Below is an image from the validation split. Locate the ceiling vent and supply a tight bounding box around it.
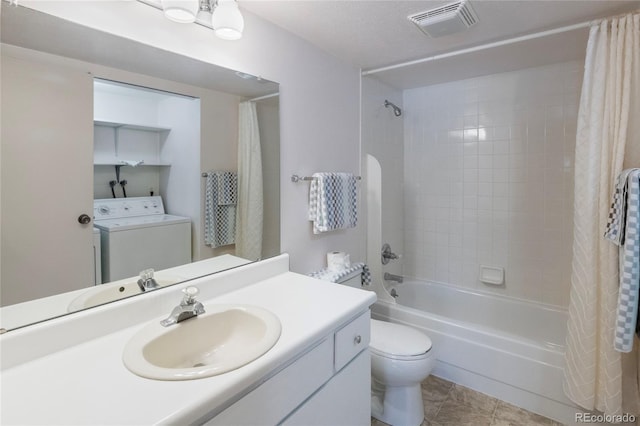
[408,0,478,38]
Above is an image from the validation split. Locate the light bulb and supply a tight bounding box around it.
[161,0,199,23]
[212,0,244,40]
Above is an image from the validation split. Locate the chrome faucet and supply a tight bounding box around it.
[137,268,160,292]
[384,272,404,283]
[160,286,205,327]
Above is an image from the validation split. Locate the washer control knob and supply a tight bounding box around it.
[98,205,110,215]
[78,214,92,225]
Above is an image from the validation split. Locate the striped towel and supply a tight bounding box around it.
[204,171,237,248]
[308,172,358,234]
[605,168,640,352]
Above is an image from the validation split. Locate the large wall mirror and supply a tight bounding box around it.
[0,4,281,331]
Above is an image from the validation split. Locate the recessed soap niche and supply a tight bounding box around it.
[93,79,200,200]
[479,265,505,286]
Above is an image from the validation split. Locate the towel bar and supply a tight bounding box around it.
[291,174,362,182]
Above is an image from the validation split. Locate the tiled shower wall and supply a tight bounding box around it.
[402,61,583,307]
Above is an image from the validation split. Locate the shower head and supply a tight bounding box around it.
[384,100,402,117]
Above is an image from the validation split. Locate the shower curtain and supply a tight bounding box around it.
[235,101,263,261]
[564,12,640,417]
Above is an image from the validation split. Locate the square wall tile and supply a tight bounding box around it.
[402,61,582,307]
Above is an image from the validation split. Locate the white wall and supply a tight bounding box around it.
[23,1,363,275]
[94,163,161,199]
[197,88,240,261]
[403,61,582,307]
[158,96,201,260]
[256,98,281,259]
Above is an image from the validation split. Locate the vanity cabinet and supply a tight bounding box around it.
[281,351,370,426]
[206,310,371,426]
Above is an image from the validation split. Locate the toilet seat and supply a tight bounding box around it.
[370,319,432,360]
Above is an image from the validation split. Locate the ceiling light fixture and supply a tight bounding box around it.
[158,0,244,40]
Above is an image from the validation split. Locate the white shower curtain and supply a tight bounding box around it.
[235,101,263,261]
[564,12,640,417]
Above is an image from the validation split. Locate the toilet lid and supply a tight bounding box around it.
[370,319,432,357]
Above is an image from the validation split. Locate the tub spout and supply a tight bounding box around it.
[384,272,403,283]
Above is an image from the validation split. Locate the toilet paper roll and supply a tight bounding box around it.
[327,251,351,272]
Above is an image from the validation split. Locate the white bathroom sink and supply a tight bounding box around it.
[122,305,282,380]
[67,277,181,311]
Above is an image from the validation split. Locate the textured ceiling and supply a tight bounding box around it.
[241,0,639,88]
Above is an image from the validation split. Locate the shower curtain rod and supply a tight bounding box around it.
[246,92,279,102]
[362,20,593,76]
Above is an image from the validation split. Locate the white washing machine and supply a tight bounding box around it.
[93,196,191,283]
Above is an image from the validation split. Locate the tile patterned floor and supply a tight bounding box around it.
[372,376,565,426]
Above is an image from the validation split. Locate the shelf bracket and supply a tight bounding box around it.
[114,126,120,159]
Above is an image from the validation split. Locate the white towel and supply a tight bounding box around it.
[204,171,237,248]
[606,169,640,352]
[308,172,358,234]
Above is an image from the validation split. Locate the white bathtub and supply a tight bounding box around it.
[372,279,578,424]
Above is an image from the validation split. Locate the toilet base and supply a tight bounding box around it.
[371,382,424,426]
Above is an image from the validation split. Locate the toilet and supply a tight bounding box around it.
[370,318,434,425]
[336,269,435,426]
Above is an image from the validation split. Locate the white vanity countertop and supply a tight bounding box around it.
[1,261,376,425]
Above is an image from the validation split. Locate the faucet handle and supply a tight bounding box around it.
[139,268,155,280]
[181,286,199,305]
[381,243,401,264]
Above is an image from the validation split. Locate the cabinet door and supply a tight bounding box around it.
[1,53,94,305]
[281,350,371,426]
[206,339,334,426]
